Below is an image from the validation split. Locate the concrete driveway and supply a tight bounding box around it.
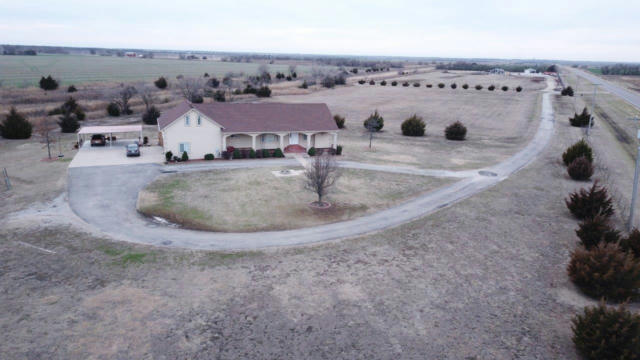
[69,140,164,168]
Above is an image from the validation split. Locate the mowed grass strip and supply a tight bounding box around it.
[137,167,453,232]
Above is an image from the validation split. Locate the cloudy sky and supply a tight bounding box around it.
[1,0,639,62]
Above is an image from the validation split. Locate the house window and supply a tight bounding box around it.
[179,142,190,154]
[197,116,201,126]
[262,134,276,142]
[302,134,308,140]
[185,115,190,126]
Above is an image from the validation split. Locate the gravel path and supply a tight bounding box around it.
[68,80,556,250]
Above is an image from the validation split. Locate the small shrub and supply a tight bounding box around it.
[262,149,271,158]
[565,181,615,220]
[445,121,467,141]
[299,80,308,89]
[515,86,523,92]
[363,110,384,131]
[142,106,161,125]
[334,114,345,129]
[391,81,398,86]
[57,113,79,133]
[233,148,241,159]
[107,102,120,117]
[181,151,189,161]
[401,114,425,137]
[562,139,593,166]
[0,107,32,139]
[358,80,366,85]
[154,76,168,89]
[561,86,575,96]
[213,90,225,102]
[501,86,509,91]
[308,147,316,156]
[173,156,181,162]
[67,85,77,93]
[369,80,375,85]
[576,215,621,250]
[165,151,173,162]
[143,136,149,145]
[450,83,457,89]
[190,94,204,103]
[380,80,387,86]
[437,83,445,88]
[233,89,242,95]
[462,84,469,89]
[475,84,483,90]
[336,145,343,155]
[256,86,271,97]
[413,82,420,87]
[621,229,640,258]
[572,302,640,360]
[568,156,594,181]
[204,153,214,160]
[402,82,409,87]
[249,149,256,158]
[570,107,593,127]
[426,84,433,88]
[568,243,640,302]
[488,85,496,91]
[273,148,284,158]
[39,75,58,90]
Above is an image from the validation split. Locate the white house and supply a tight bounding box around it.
[157,101,339,159]
[523,68,537,74]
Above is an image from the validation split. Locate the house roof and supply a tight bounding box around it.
[157,101,338,133]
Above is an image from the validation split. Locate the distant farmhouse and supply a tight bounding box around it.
[523,68,537,74]
[157,101,339,159]
[489,68,505,74]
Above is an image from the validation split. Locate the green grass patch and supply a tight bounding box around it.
[588,68,603,75]
[115,252,153,267]
[97,245,125,257]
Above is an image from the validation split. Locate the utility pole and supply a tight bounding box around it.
[628,115,640,231]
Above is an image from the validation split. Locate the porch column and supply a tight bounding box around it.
[306,133,312,149]
[332,132,338,149]
[251,134,257,150]
[279,133,285,150]
[222,134,228,150]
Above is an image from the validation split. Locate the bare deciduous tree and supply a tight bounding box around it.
[288,64,297,76]
[116,85,137,115]
[177,77,204,102]
[304,153,340,206]
[36,117,56,159]
[140,86,156,112]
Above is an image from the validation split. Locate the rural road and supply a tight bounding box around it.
[68,81,556,250]
[569,67,640,109]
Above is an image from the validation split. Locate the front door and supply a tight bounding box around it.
[289,132,299,145]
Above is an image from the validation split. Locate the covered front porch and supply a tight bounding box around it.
[222,131,338,153]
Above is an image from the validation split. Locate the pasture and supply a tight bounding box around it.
[0,54,334,87]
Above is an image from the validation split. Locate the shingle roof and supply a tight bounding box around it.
[157,101,338,133]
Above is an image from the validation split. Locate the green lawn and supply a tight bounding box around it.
[0,54,334,87]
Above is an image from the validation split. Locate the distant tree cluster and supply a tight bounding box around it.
[2,46,36,55]
[436,61,546,73]
[600,64,640,76]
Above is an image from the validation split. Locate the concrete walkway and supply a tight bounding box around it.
[68,81,556,250]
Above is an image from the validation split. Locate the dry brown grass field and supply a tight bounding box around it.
[271,71,546,170]
[138,167,453,232]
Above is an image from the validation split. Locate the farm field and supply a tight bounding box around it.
[0,54,335,87]
[138,167,452,232]
[271,71,547,170]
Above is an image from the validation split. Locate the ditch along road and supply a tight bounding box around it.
[67,80,556,251]
[569,67,640,109]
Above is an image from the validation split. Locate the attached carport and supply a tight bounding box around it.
[77,125,143,147]
[70,125,164,168]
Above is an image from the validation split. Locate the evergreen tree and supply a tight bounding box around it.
[39,75,59,90]
[0,107,32,139]
[58,110,79,133]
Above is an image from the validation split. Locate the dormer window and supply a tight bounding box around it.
[185,115,190,126]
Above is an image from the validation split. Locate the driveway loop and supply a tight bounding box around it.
[478,171,498,177]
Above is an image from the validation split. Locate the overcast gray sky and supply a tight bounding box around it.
[1,0,639,62]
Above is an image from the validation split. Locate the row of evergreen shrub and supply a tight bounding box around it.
[358,80,522,92]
